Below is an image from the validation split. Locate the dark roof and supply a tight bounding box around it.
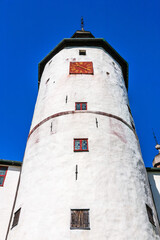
[38,35,128,90]
[0,159,22,167]
[146,167,160,172]
[71,30,95,38]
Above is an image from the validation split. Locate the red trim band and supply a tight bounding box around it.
[28,110,134,141]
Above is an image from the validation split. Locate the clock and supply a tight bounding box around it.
[70,62,93,74]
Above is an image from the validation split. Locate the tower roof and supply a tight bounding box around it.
[38,32,128,90]
[71,30,95,39]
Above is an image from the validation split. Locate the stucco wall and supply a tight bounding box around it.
[7,47,160,240]
[0,165,20,240]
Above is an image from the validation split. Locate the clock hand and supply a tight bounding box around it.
[76,65,90,71]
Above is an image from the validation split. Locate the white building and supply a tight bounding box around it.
[1,29,160,240]
[0,160,21,240]
[147,144,160,225]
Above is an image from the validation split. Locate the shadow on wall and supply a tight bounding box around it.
[8,166,21,172]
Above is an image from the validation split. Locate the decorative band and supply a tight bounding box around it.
[27,110,135,140]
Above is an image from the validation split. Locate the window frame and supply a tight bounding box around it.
[0,166,8,187]
[12,208,21,229]
[70,209,90,230]
[74,138,88,152]
[75,102,87,111]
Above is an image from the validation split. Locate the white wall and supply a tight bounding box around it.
[7,47,160,240]
[148,171,160,224]
[0,165,20,240]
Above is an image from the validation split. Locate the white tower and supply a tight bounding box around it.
[6,29,160,240]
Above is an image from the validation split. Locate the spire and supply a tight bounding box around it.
[152,131,160,168]
[152,129,158,145]
[81,17,84,31]
[71,17,95,38]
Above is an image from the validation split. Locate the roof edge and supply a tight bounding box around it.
[0,159,22,166]
[146,167,160,172]
[38,38,128,90]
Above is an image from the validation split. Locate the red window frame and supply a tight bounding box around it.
[0,166,8,187]
[75,102,87,111]
[74,139,88,152]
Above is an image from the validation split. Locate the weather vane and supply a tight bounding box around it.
[81,17,84,31]
[152,128,158,145]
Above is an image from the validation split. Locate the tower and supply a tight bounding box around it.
[6,29,160,240]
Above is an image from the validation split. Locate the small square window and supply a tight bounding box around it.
[74,139,88,152]
[79,50,86,55]
[146,204,155,226]
[12,208,21,228]
[70,209,90,229]
[75,102,87,110]
[0,166,8,187]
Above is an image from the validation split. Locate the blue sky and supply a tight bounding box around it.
[0,0,160,167]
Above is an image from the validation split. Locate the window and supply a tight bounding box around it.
[74,139,88,152]
[146,204,155,226]
[12,208,21,228]
[79,50,86,55]
[0,166,8,187]
[75,102,87,110]
[70,209,90,229]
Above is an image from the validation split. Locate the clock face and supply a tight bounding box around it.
[70,62,93,74]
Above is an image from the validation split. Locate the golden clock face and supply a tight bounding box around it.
[70,62,93,74]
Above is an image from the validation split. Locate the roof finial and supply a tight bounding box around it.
[81,17,84,31]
